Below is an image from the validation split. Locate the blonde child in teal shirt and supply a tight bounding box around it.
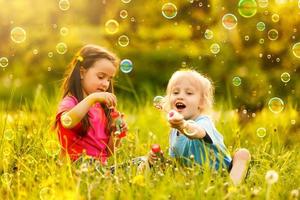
[149,69,251,185]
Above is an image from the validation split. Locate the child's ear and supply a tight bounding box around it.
[80,66,86,79]
[198,98,205,111]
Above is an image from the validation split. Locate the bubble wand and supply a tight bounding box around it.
[110,108,126,138]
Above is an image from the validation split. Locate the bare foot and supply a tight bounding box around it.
[229,148,251,185]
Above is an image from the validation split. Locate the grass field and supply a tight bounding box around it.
[0,88,299,200]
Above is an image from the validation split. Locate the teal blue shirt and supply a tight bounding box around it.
[169,115,232,170]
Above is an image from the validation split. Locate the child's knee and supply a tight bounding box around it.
[234,148,251,161]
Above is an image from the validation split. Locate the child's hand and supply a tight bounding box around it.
[120,113,128,133]
[168,110,185,130]
[93,92,117,108]
[147,149,164,165]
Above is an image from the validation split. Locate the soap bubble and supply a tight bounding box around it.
[238,0,257,18]
[11,27,26,43]
[222,13,238,30]
[48,52,53,58]
[204,29,213,39]
[292,42,300,58]
[280,72,290,83]
[120,59,133,73]
[4,129,14,140]
[256,22,266,31]
[56,42,68,54]
[121,0,131,3]
[0,57,9,68]
[268,29,278,41]
[59,0,70,11]
[44,140,61,156]
[271,14,280,22]
[1,173,12,185]
[258,0,268,7]
[210,43,220,54]
[120,10,128,19]
[118,35,130,47]
[105,19,119,34]
[183,120,197,136]
[162,3,177,19]
[61,114,72,127]
[268,97,284,114]
[153,96,165,110]
[232,76,242,86]
[256,127,267,138]
[40,187,55,200]
[60,27,69,36]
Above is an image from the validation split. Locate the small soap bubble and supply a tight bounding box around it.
[120,10,128,19]
[268,97,284,114]
[121,0,131,3]
[232,76,242,86]
[256,22,265,31]
[153,96,165,110]
[11,27,26,43]
[280,72,290,83]
[259,38,264,44]
[105,19,119,34]
[292,42,300,58]
[258,0,268,8]
[56,42,68,54]
[210,43,220,54]
[61,114,72,127]
[4,129,14,140]
[268,29,279,41]
[33,49,39,55]
[162,3,177,19]
[44,140,61,156]
[0,57,9,68]
[271,14,280,22]
[183,120,197,136]
[120,59,133,73]
[1,173,12,185]
[256,127,267,138]
[204,29,213,39]
[40,187,55,200]
[60,27,69,36]
[59,0,70,11]
[48,52,53,58]
[118,35,129,47]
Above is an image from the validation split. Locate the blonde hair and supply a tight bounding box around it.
[166,69,214,113]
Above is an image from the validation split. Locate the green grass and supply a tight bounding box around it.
[0,88,299,200]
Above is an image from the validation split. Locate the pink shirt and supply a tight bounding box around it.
[56,95,110,163]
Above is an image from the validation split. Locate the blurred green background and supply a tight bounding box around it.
[0,0,299,111]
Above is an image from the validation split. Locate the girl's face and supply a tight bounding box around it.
[80,59,116,97]
[169,77,202,120]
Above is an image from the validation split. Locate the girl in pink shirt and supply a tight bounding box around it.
[55,44,127,164]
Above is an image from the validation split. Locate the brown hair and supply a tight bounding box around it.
[60,44,119,136]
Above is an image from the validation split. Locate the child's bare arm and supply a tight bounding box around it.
[168,110,207,139]
[61,92,116,128]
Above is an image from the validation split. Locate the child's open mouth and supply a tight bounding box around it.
[175,102,186,112]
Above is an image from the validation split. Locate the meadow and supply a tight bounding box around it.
[0,87,299,200]
[1,0,300,199]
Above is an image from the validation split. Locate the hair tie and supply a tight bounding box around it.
[76,55,83,62]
